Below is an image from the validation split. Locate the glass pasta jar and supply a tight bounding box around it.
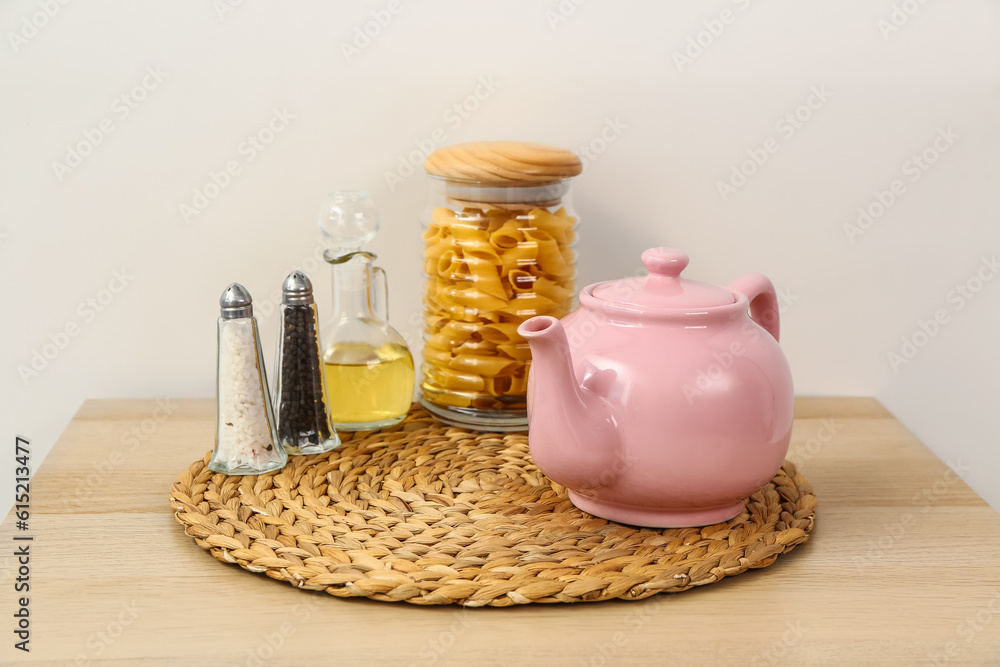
[420,141,582,431]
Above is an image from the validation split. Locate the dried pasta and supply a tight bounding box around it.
[421,205,576,411]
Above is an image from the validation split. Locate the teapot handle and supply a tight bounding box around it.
[728,273,780,342]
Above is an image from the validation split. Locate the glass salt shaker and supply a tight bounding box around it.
[273,271,340,455]
[209,283,287,475]
[319,191,415,430]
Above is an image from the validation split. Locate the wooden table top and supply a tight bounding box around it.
[3,397,999,666]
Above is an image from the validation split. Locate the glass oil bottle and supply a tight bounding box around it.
[319,191,415,430]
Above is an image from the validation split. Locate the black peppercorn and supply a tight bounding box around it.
[273,272,339,455]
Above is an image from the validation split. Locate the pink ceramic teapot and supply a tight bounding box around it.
[517,247,794,528]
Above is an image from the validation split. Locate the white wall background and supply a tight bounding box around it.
[2,1,998,513]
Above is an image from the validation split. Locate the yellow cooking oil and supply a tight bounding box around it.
[322,341,414,428]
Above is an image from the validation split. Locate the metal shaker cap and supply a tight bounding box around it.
[220,282,253,319]
[281,271,314,306]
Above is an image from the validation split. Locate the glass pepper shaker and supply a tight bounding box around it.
[210,283,287,475]
[273,271,340,455]
[318,191,415,430]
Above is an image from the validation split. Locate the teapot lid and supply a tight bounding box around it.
[591,248,735,309]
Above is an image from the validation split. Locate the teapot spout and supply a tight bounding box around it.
[519,316,622,490]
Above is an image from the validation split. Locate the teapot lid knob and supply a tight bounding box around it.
[591,247,735,309]
[642,248,689,278]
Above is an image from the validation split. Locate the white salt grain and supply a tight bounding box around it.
[215,319,281,471]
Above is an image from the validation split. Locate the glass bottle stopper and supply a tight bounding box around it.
[318,190,379,255]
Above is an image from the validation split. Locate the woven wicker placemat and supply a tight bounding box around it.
[169,406,816,606]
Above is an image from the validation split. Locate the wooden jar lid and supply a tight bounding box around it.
[425,141,582,186]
